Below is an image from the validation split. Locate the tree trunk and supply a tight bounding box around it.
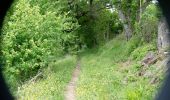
[139,0,142,22]
[89,0,94,19]
[157,17,170,53]
[138,0,152,22]
[117,9,132,40]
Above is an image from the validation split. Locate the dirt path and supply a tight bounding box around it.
[65,58,81,100]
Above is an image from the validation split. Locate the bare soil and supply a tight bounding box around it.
[65,58,81,100]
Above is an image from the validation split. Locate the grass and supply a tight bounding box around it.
[15,34,164,100]
[76,34,164,100]
[16,55,77,100]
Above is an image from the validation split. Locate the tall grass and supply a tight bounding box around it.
[76,34,164,100]
[16,55,76,100]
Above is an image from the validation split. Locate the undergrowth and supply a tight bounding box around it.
[76,34,164,100]
[16,55,76,100]
[15,34,164,100]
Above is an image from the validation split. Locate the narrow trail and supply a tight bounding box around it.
[65,57,81,100]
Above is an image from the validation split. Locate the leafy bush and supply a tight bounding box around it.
[93,10,122,44]
[140,4,159,42]
[131,44,156,61]
[2,0,63,89]
[126,35,142,55]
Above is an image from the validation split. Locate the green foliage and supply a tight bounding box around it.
[27,0,81,53]
[2,0,63,90]
[16,56,76,100]
[1,0,163,98]
[126,36,142,55]
[131,44,156,61]
[140,4,159,42]
[2,0,82,90]
[71,0,124,48]
[121,0,139,26]
[76,34,162,100]
[93,10,123,44]
[29,0,68,14]
[113,0,141,31]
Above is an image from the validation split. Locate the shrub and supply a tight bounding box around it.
[131,44,156,61]
[140,4,159,43]
[2,0,62,90]
[126,35,142,55]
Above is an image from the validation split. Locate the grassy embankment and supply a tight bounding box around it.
[76,34,164,100]
[16,55,77,100]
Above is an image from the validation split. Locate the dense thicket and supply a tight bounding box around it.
[3,0,62,89]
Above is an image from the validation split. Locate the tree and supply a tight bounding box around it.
[111,0,152,40]
[157,17,170,53]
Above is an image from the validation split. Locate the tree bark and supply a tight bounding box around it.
[117,9,132,40]
[89,0,93,18]
[138,0,152,22]
[157,17,170,53]
[139,0,142,20]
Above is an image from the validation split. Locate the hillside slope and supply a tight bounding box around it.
[76,34,165,100]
